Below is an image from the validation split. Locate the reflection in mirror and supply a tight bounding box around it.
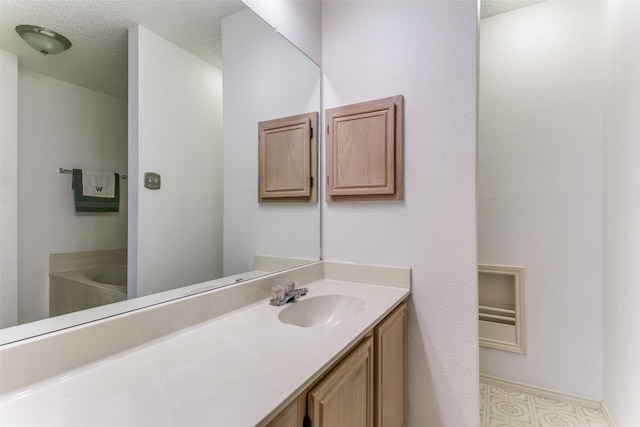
[0,1,321,345]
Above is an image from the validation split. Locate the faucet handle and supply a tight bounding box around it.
[287,281,298,292]
[271,285,285,300]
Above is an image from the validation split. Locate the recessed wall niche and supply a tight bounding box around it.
[478,264,526,354]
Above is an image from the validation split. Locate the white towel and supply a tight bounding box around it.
[82,169,116,198]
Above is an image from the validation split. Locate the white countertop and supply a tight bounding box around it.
[1,279,408,426]
[0,270,269,346]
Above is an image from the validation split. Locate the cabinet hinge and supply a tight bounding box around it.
[303,415,312,427]
[310,125,313,140]
[310,176,313,188]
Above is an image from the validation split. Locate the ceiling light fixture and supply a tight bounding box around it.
[15,25,72,56]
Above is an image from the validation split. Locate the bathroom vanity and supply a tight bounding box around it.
[267,301,407,427]
[0,261,409,426]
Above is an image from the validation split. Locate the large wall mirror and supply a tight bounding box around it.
[0,1,321,344]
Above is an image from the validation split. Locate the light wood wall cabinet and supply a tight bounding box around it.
[258,112,318,203]
[266,301,408,427]
[325,96,403,202]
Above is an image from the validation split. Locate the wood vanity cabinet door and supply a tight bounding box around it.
[265,399,297,427]
[307,335,374,427]
[374,302,407,427]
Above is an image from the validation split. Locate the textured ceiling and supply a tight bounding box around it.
[481,0,547,19]
[2,0,545,99]
[0,1,245,99]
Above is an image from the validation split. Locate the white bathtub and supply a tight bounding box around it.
[84,265,127,287]
[50,265,127,317]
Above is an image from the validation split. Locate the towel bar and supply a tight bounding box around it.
[58,168,127,180]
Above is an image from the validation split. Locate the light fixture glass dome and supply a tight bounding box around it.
[15,25,71,56]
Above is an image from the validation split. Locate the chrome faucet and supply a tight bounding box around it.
[270,281,308,306]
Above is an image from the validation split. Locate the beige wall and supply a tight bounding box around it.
[602,1,640,425]
[128,25,223,298]
[0,50,18,328]
[478,1,603,399]
[17,69,127,323]
[322,2,479,425]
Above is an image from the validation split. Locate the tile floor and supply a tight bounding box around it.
[480,380,610,427]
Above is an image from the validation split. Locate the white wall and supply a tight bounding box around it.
[0,50,18,328]
[242,0,322,66]
[222,9,321,276]
[322,2,478,425]
[128,26,224,298]
[601,1,640,425]
[478,1,603,399]
[17,69,127,323]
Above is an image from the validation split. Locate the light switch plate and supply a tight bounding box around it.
[144,172,161,190]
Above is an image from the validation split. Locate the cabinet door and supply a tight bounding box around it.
[325,95,403,202]
[258,112,318,203]
[374,302,407,427]
[265,399,297,427]
[308,335,374,427]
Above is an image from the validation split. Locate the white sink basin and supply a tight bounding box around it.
[278,294,365,327]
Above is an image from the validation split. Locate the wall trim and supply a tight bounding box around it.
[600,400,618,427]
